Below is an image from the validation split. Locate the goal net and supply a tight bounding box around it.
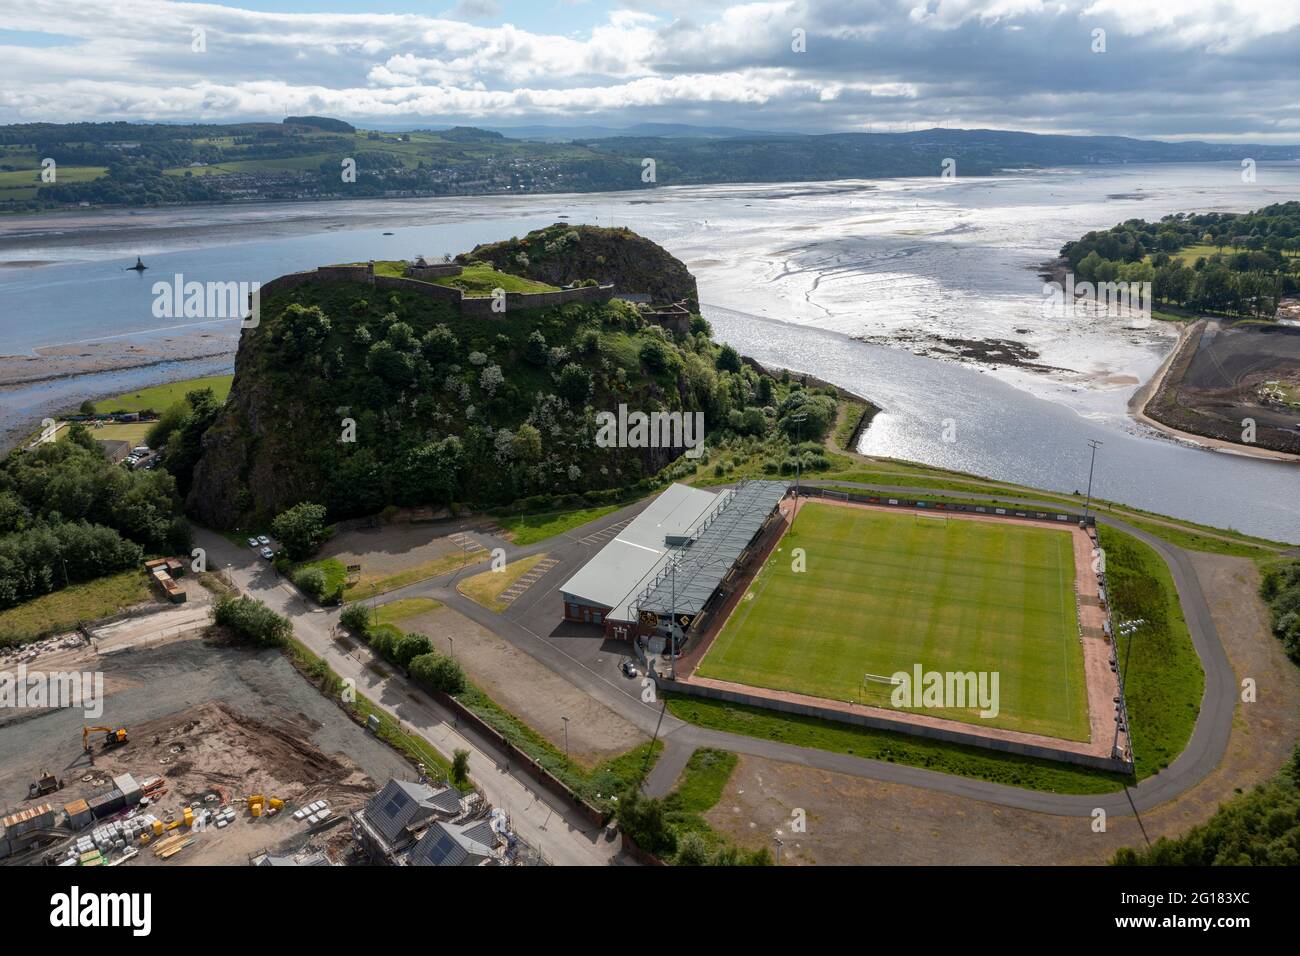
[914,512,948,527]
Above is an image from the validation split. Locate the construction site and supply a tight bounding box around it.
[0,586,533,867]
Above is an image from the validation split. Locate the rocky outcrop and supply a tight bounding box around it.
[185,229,719,529]
[461,224,699,308]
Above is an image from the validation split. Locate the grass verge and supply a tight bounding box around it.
[342,550,488,601]
[492,504,625,545]
[457,552,548,611]
[374,597,442,626]
[453,681,661,812]
[664,694,1132,794]
[662,748,739,848]
[1101,524,1204,777]
[0,571,152,647]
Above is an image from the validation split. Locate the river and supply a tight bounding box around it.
[0,163,1296,540]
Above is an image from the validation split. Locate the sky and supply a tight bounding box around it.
[1,0,1298,141]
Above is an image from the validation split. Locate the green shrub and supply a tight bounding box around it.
[392,631,432,668]
[410,651,467,694]
[340,602,372,636]
[293,565,327,601]
[212,594,291,647]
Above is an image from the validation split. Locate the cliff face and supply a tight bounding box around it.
[184,329,323,529]
[185,230,723,530]
[461,224,699,308]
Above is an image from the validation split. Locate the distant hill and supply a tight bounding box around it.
[283,116,355,133]
[487,122,785,142]
[5,121,1300,213]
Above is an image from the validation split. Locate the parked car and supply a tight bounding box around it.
[620,660,638,679]
[259,547,274,560]
[247,537,260,548]
[257,535,270,546]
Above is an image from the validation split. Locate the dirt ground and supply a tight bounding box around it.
[1143,320,1300,457]
[703,553,1300,864]
[320,517,503,579]
[402,604,646,767]
[0,628,414,866]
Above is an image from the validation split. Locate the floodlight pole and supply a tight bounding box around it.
[669,559,677,680]
[791,412,807,527]
[1083,439,1103,521]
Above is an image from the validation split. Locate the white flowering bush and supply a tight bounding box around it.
[480,364,504,396]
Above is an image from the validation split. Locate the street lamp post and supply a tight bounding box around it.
[791,412,807,527]
[1083,439,1103,521]
[561,716,570,759]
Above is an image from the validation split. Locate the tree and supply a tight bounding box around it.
[78,400,96,416]
[451,748,471,788]
[340,602,371,636]
[270,502,329,560]
[525,329,548,366]
[556,363,592,403]
[392,631,432,668]
[292,565,328,602]
[613,788,675,856]
[716,343,742,373]
[639,338,669,372]
[159,387,221,495]
[399,436,462,505]
[211,594,291,647]
[409,651,466,694]
[740,407,767,437]
[511,423,543,463]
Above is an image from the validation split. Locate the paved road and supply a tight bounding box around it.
[195,529,629,866]
[362,482,1239,821]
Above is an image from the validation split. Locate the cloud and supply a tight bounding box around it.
[446,0,500,21]
[0,0,1295,140]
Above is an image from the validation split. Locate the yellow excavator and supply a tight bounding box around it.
[83,725,128,754]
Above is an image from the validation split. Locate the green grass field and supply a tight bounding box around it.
[92,375,234,414]
[698,502,1089,740]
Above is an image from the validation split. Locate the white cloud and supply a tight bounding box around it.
[0,0,1294,138]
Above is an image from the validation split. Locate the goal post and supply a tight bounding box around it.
[914,512,948,527]
[858,671,903,705]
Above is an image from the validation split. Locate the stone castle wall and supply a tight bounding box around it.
[257,262,614,317]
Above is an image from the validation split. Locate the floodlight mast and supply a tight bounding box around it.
[1083,439,1103,521]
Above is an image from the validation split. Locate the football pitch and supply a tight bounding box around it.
[696,502,1090,741]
